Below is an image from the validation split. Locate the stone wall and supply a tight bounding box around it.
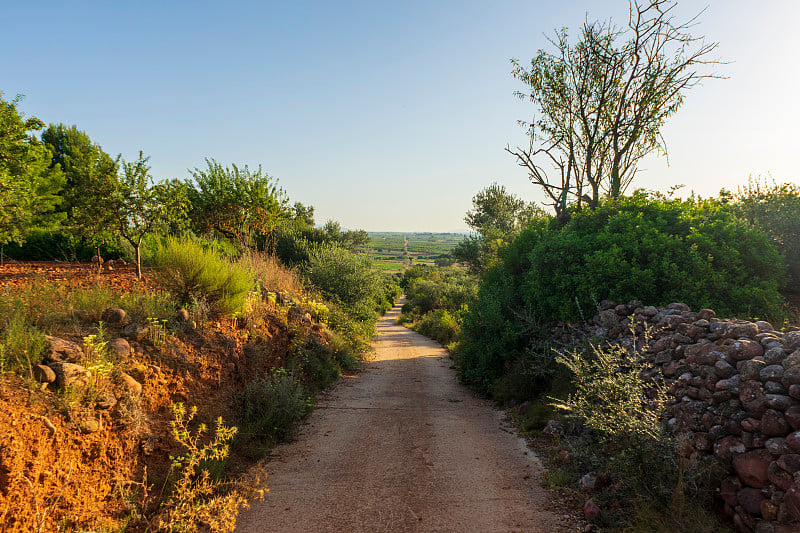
[588,300,800,533]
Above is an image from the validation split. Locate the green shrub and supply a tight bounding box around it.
[731,178,800,293]
[240,369,309,446]
[457,192,786,399]
[305,243,381,307]
[413,309,461,346]
[551,338,725,531]
[521,193,785,321]
[151,236,254,316]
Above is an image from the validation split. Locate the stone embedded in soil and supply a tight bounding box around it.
[33,364,56,383]
[48,361,91,388]
[80,418,101,434]
[44,335,84,363]
[122,323,149,342]
[101,307,126,325]
[108,338,132,359]
[96,390,118,410]
[118,372,142,395]
[583,499,601,520]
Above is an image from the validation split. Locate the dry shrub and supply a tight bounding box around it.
[239,251,305,296]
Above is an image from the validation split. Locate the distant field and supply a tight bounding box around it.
[365,232,464,272]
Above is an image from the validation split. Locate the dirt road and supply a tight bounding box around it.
[236,300,564,532]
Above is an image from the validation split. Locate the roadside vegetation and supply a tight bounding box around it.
[0,91,401,531]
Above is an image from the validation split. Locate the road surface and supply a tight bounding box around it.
[236,299,564,532]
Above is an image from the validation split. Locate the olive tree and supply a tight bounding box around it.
[507,0,721,222]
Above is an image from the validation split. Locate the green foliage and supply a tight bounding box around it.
[0,309,47,374]
[188,158,288,247]
[305,243,381,308]
[508,1,718,220]
[731,178,800,292]
[0,93,64,259]
[520,193,785,321]
[413,309,462,347]
[41,123,118,253]
[240,369,309,447]
[550,337,726,531]
[457,192,786,398]
[2,226,127,261]
[151,236,255,316]
[454,183,546,273]
[112,151,189,278]
[160,403,247,533]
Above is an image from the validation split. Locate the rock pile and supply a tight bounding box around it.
[591,300,800,532]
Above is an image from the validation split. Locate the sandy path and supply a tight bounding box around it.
[236,299,563,532]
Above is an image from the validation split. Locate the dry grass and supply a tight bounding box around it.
[239,251,305,297]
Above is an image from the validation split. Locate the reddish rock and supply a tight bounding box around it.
[769,461,794,490]
[737,487,765,515]
[742,417,761,433]
[44,335,84,363]
[584,499,601,520]
[741,380,766,412]
[762,409,790,437]
[32,364,56,383]
[786,406,800,430]
[733,449,772,488]
[721,476,742,506]
[728,339,765,361]
[101,307,126,325]
[785,482,800,521]
[777,454,800,474]
[790,384,800,400]
[761,499,779,521]
[697,308,716,320]
[716,436,747,463]
[47,361,91,389]
[108,338,132,359]
[787,431,800,452]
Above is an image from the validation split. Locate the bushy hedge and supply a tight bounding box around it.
[457,192,787,395]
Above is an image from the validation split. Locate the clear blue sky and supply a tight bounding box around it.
[3,1,798,232]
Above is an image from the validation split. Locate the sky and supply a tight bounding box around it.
[3,0,798,232]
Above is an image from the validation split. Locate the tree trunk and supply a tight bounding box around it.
[135,244,142,279]
[0,244,4,267]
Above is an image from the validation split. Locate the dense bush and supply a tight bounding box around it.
[305,243,381,308]
[240,369,309,447]
[731,179,800,293]
[3,227,127,262]
[457,192,787,396]
[151,236,255,316]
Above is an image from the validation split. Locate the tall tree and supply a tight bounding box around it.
[187,158,288,247]
[0,93,63,264]
[507,0,721,222]
[41,124,118,256]
[111,151,187,278]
